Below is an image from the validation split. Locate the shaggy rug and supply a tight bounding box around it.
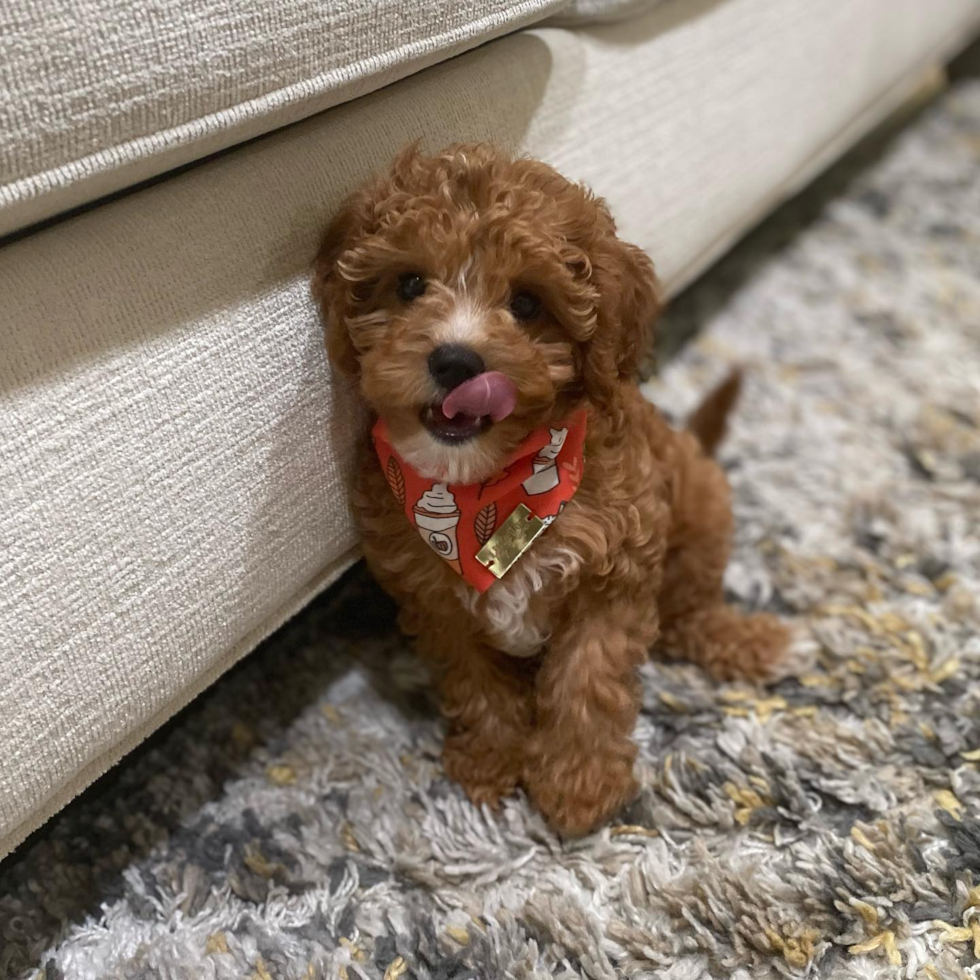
[3,79,980,980]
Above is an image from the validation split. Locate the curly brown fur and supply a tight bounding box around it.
[313,143,791,836]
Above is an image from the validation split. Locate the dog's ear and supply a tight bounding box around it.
[583,233,661,409]
[311,189,374,377]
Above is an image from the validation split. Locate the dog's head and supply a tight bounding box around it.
[313,143,659,483]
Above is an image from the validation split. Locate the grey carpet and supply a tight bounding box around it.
[3,78,980,980]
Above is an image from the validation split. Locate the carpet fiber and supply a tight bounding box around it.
[3,79,980,980]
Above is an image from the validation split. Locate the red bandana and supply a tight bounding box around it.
[373,410,587,592]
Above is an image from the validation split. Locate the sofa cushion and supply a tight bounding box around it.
[0,0,565,238]
[2,0,978,859]
[548,0,662,25]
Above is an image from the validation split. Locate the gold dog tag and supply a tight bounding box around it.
[475,503,546,580]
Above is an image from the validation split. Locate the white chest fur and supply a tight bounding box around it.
[456,540,582,657]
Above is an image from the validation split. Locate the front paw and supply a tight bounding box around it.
[443,732,523,809]
[525,746,638,837]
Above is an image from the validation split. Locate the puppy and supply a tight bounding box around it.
[313,143,791,836]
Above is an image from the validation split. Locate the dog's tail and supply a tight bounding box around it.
[686,368,743,457]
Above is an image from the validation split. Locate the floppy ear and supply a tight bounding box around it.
[311,189,374,377]
[583,235,661,409]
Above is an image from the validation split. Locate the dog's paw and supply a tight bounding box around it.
[525,750,638,837]
[689,610,798,685]
[726,612,795,683]
[725,613,820,684]
[443,733,522,809]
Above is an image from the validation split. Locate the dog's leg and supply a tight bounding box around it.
[417,624,534,808]
[658,442,791,681]
[524,607,651,836]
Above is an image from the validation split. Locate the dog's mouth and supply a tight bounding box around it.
[421,403,492,443]
[422,371,518,446]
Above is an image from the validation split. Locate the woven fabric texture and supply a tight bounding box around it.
[0,0,564,236]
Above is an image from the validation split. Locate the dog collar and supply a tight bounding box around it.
[373,410,587,592]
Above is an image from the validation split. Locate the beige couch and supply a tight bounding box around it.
[2,0,978,859]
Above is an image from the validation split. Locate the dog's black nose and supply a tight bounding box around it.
[427,344,485,391]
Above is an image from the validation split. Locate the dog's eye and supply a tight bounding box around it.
[510,291,541,322]
[397,272,427,302]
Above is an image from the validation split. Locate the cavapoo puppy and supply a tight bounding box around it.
[313,143,791,835]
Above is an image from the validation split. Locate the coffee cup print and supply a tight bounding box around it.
[413,483,462,574]
[541,500,568,527]
[522,426,568,496]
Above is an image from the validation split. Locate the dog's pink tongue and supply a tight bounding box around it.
[442,371,517,422]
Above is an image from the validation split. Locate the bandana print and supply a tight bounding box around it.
[373,410,587,592]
